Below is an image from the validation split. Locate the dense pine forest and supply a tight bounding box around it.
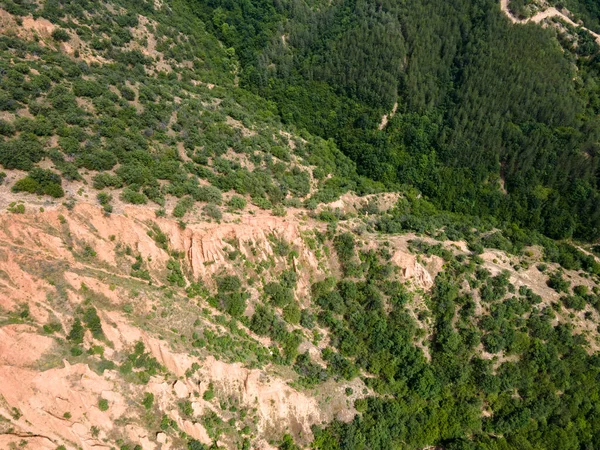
[190,0,600,241]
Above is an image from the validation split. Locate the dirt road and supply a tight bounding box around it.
[500,0,600,44]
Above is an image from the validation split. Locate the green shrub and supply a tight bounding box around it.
[0,120,15,136]
[29,168,61,186]
[562,295,586,311]
[193,185,223,204]
[264,282,293,307]
[186,281,208,298]
[73,80,104,98]
[51,28,70,42]
[217,290,248,316]
[93,173,123,189]
[98,398,109,412]
[12,168,64,198]
[253,197,272,210]
[216,275,241,292]
[202,203,222,220]
[0,91,18,112]
[44,183,65,198]
[268,234,291,257]
[179,400,194,417]
[272,205,286,217]
[547,272,571,293]
[574,285,588,296]
[0,134,44,170]
[283,302,301,324]
[77,150,117,171]
[121,188,148,205]
[116,163,154,186]
[67,318,85,344]
[12,176,39,194]
[203,383,215,401]
[166,259,185,287]
[300,309,315,329]
[142,392,154,409]
[97,192,113,213]
[188,439,206,450]
[83,307,103,338]
[173,196,194,218]
[43,321,62,334]
[228,195,247,210]
[120,86,136,101]
[8,203,25,214]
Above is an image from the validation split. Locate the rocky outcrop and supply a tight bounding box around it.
[0,201,445,449]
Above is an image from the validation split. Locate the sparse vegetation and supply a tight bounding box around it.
[142,392,154,409]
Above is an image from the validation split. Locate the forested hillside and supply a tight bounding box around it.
[0,0,383,223]
[191,0,600,241]
[3,1,600,450]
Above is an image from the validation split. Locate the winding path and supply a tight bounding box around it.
[500,0,600,44]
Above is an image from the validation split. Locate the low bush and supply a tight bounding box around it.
[51,28,70,42]
[228,195,247,210]
[12,168,64,198]
[202,203,222,220]
[121,188,148,204]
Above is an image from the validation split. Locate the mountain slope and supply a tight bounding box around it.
[1,189,600,449]
[0,0,378,225]
[192,0,600,240]
[0,201,371,449]
[2,1,600,450]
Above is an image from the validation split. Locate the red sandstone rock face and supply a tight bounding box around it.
[1,201,597,448]
[0,201,448,449]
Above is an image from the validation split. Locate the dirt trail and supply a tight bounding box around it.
[500,0,600,44]
[378,102,398,130]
